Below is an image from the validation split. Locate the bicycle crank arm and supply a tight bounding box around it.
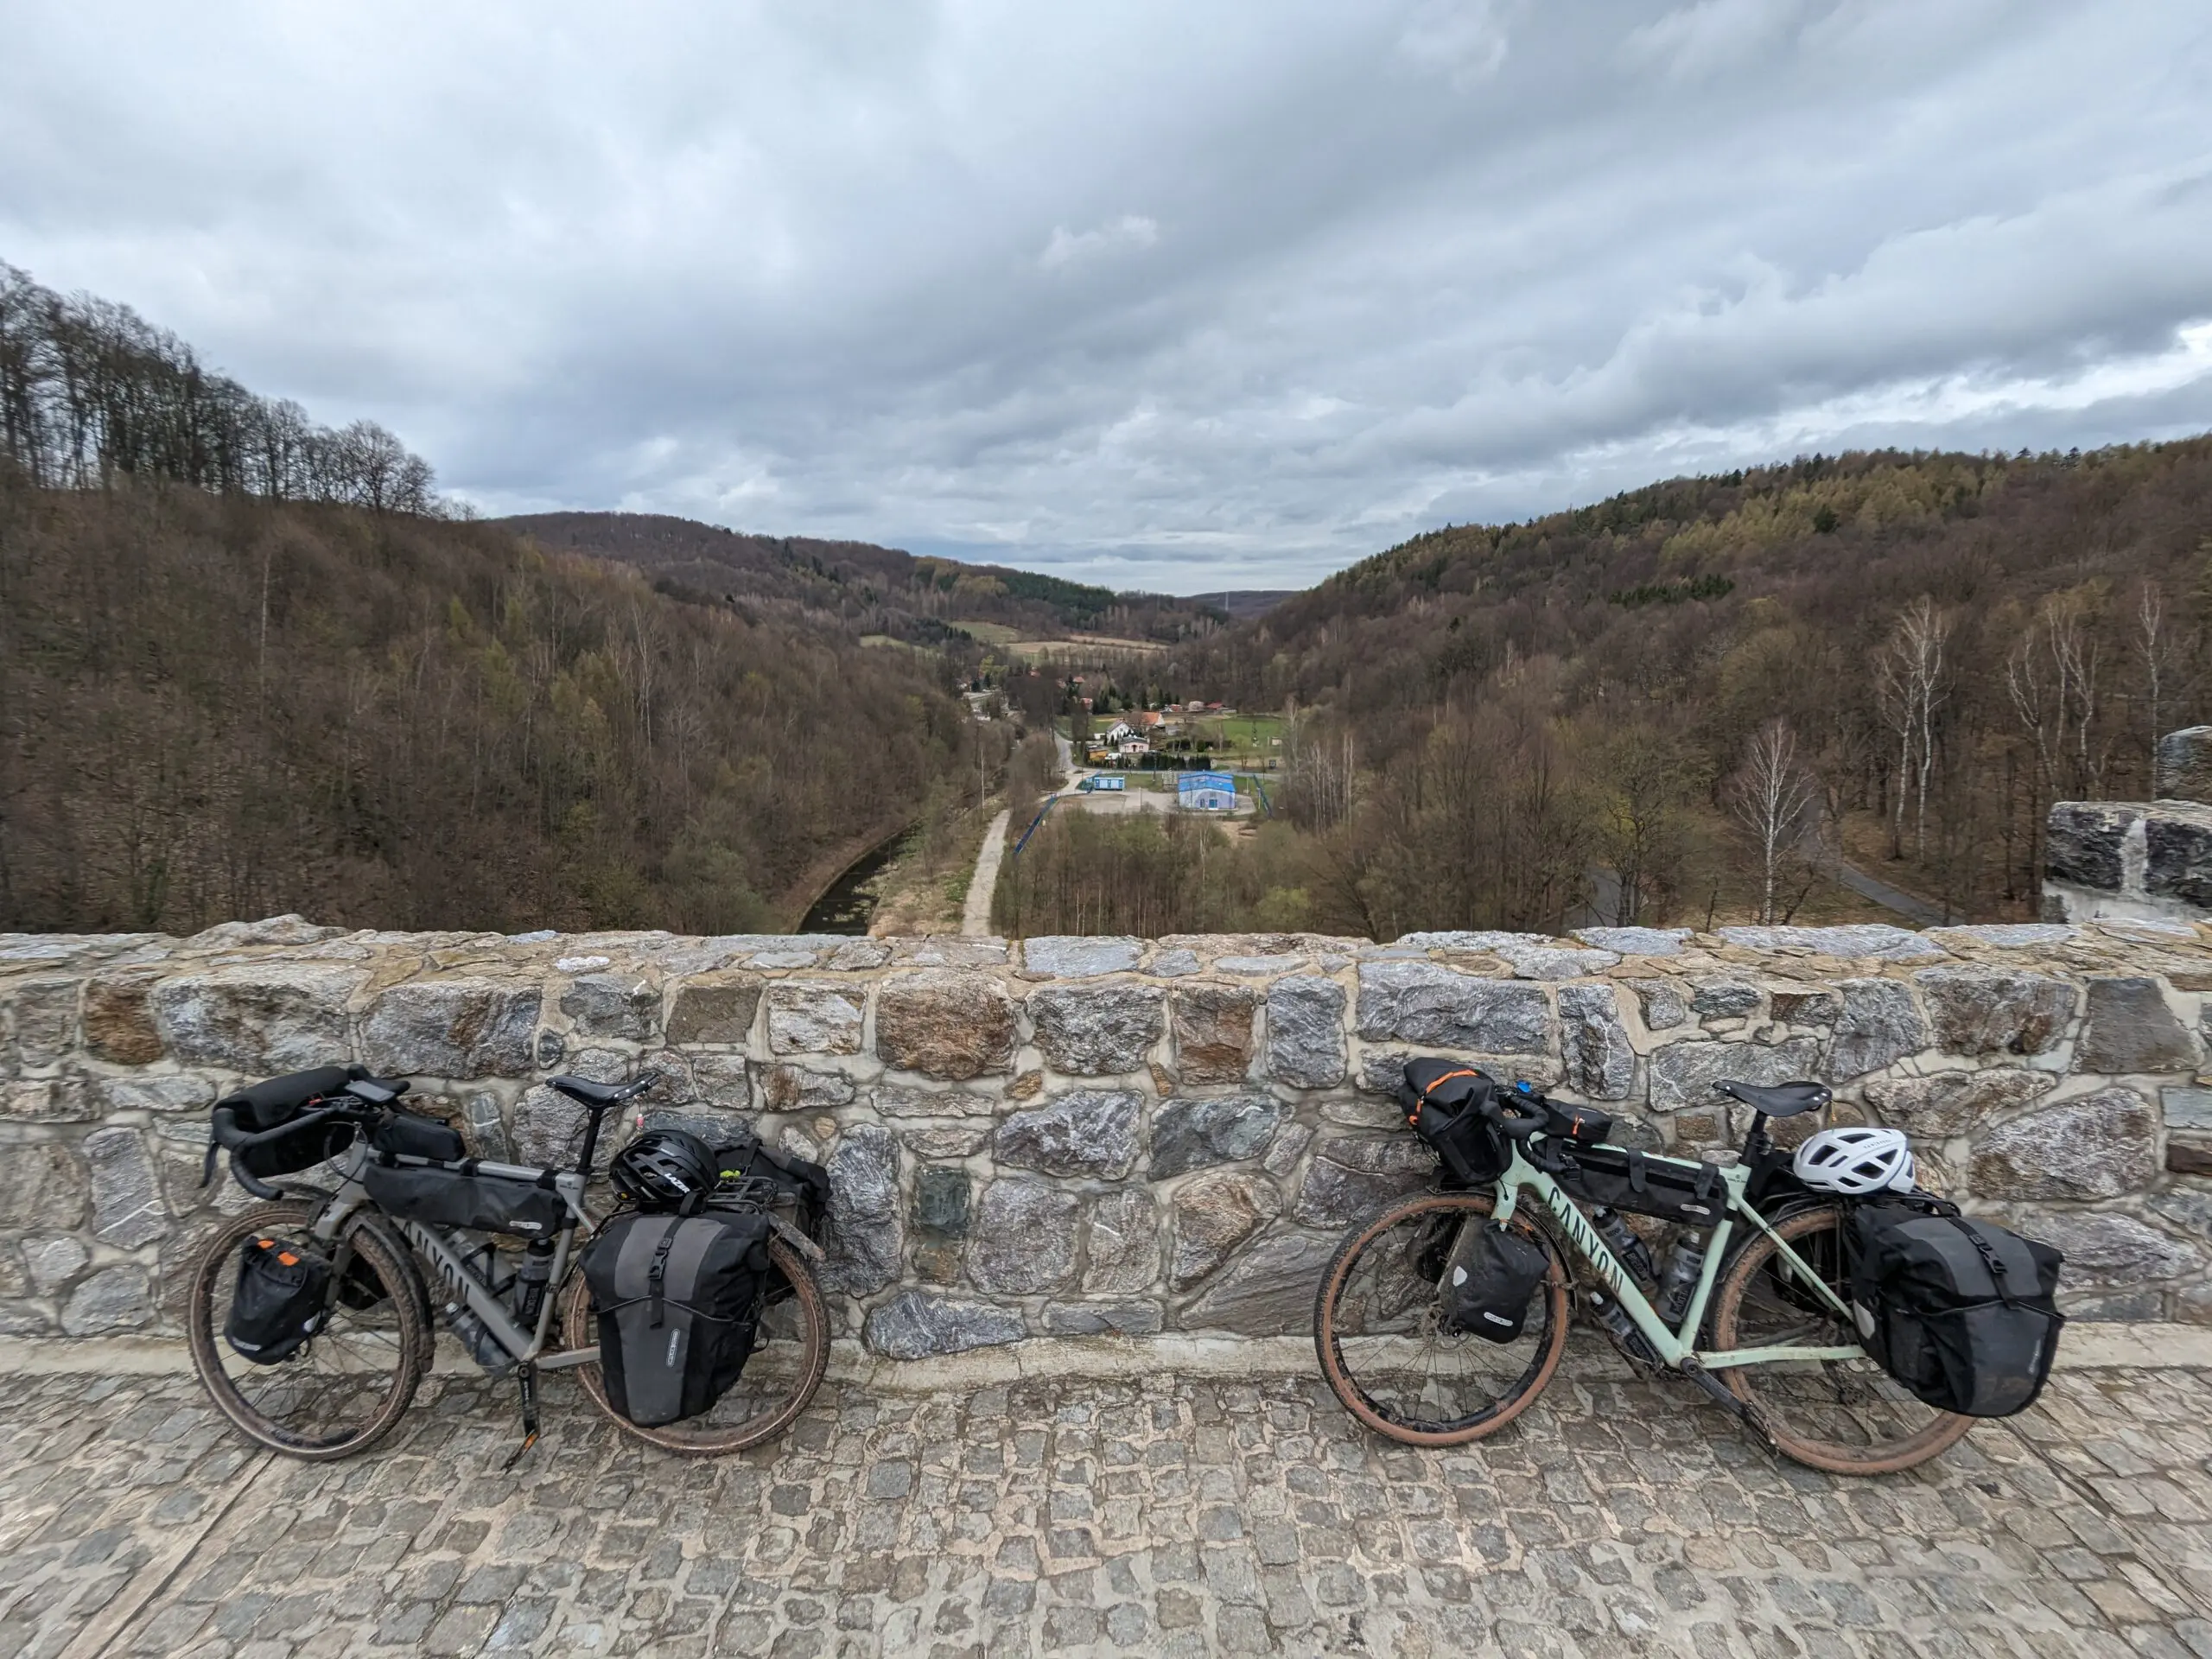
[1675,1357,1750,1420]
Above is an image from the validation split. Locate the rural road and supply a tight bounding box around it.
[961,810,1011,936]
[1831,855,1948,925]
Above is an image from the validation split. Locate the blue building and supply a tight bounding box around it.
[1177,771,1238,811]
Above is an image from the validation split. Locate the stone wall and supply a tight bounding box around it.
[2044,725,2212,926]
[4,915,2210,1355]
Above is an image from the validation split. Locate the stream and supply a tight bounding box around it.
[797,825,916,934]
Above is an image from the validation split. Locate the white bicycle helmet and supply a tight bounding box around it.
[1792,1125,1916,1195]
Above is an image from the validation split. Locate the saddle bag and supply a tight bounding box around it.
[1549,1145,1727,1226]
[583,1211,774,1427]
[1848,1201,2064,1418]
[225,1235,333,1364]
[1441,1222,1550,1343]
[361,1161,567,1240]
[1397,1059,1509,1188]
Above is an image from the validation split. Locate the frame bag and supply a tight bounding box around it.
[225,1235,333,1364]
[1548,1145,1728,1227]
[1397,1059,1509,1187]
[1442,1222,1549,1343]
[1849,1201,2064,1418]
[583,1211,774,1427]
[361,1162,566,1240]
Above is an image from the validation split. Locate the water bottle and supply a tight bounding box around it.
[1591,1206,1657,1286]
[1655,1231,1709,1327]
[510,1241,556,1330]
[1586,1289,1657,1365]
[442,1300,512,1370]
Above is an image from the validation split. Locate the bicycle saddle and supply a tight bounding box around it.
[1712,1078,1830,1116]
[549,1074,642,1108]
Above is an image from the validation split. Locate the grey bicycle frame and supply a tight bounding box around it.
[1487,1140,1863,1371]
[309,1142,601,1371]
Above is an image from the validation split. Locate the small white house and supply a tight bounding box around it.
[1103,721,1134,744]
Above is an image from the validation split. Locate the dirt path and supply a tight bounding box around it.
[962,810,1011,936]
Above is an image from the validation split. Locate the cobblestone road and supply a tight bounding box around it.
[3,1335,2209,1658]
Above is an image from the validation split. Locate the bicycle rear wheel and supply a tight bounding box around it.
[188,1201,431,1459]
[1707,1205,1973,1474]
[559,1232,829,1456]
[1314,1192,1569,1446]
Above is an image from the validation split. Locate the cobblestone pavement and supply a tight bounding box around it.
[3,1335,2210,1659]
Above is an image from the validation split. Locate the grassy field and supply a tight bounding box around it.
[1008,636,1169,660]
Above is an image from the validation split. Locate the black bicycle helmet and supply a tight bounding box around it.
[608,1128,716,1214]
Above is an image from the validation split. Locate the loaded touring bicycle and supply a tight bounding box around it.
[1313,1060,2065,1475]
[192,1065,831,1460]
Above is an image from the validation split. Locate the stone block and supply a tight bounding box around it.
[2,1080,92,1122]
[760,1065,851,1112]
[559,973,661,1042]
[92,1075,215,1116]
[821,1125,901,1296]
[1044,1302,1163,1337]
[968,1180,1080,1294]
[875,971,1016,1079]
[1355,963,1548,1053]
[1915,969,2075,1057]
[894,1122,992,1159]
[2004,1211,2201,1283]
[2155,725,2212,802]
[1266,977,1347,1088]
[665,976,765,1046]
[361,979,540,1078]
[149,963,362,1072]
[2171,1139,2212,1177]
[1692,982,1761,1019]
[1646,1037,1820,1113]
[1769,987,1840,1026]
[1029,984,1164,1076]
[1825,979,1930,1082]
[912,1166,972,1239]
[873,1084,998,1119]
[2163,1085,2212,1129]
[86,1127,167,1249]
[2145,808,2212,909]
[764,982,862,1056]
[1497,944,1618,981]
[1572,927,1690,956]
[2044,802,2142,893]
[3,977,78,1066]
[1024,937,1143,977]
[1970,1087,2157,1200]
[863,1291,1026,1358]
[61,1266,153,1336]
[0,1141,87,1230]
[1171,985,1257,1084]
[2146,1186,2212,1242]
[1629,979,1688,1032]
[1170,1171,1280,1288]
[461,1091,512,1161]
[1713,925,1942,960]
[82,971,164,1065]
[22,1234,88,1294]
[1177,1232,1337,1336]
[1150,1096,1283,1180]
[1558,983,1634,1100]
[994,1090,1141,1179]
[1083,1189,1160,1294]
[1864,1068,2056,1137]
[1289,1134,1435,1229]
[2075,977,2198,1073]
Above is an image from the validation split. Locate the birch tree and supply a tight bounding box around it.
[1728,718,1820,925]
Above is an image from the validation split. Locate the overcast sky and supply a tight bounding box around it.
[5,1,2209,592]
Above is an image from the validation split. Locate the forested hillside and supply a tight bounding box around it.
[1168,441,2212,934]
[504,512,1232,647]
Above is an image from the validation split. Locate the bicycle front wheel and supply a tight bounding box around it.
[188,1201,431,1459]
[1314,1191,1569,1446]
[559,1232,830,1456]
[1707,1205,1974,1475]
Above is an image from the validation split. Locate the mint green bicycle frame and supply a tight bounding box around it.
[1485,1140,1863,1371]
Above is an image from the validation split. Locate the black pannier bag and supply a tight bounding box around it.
[584,1211,774,1426]
[1397,1059,1509,1187]
[1549,1145,1727,1226]
[711,1130,830,1236]
[361,1162,567,1239]
[1849,1202,2064,1418]
[225,1235,333,1363]
[1442,1222,1550,1343]
[371,1111,466,1162]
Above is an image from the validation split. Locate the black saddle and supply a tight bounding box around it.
[549,1074,630,1108]
[1713,1078,1831,1117]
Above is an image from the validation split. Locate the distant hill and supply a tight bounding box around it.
[499,512,1230,647]
[1190,589,1294,620]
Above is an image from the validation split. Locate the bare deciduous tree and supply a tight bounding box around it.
[1728,718,1820,925]
[1874,597,1951,861]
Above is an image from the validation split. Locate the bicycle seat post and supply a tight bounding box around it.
[1740,1111,1773,1162]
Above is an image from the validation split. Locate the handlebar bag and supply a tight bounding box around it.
[1397,1059,1510,1187]
[583,1211,773,1426]
[1548,1144,1727,1226]
[228,1116,358,1180]
[1441,1221,1549,1342]
[1848,1200,2064,1417]
[225,1235,333,1364]
[361,1161,566,1239]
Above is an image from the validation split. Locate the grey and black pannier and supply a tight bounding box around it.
[360,1162,567,1239]
[1441,1222,1549,1343]
[583,1211,774,1427]
[1848,1200,2064,1418]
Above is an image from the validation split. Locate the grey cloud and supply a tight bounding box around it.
[3,0,2208,590]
